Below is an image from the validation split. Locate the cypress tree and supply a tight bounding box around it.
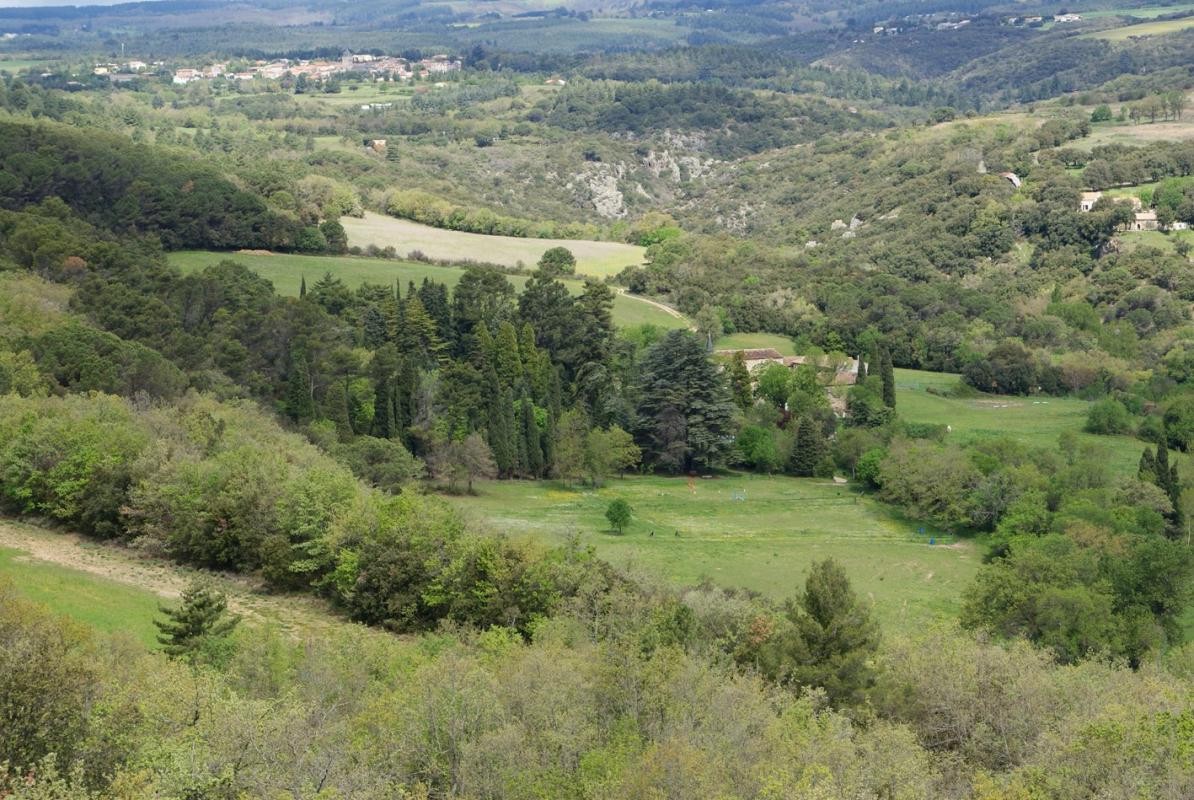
[521,392,544,477]
[284,347,314,423]
[880,348,896,409]
[370,344,399,439]
[728,351,754,410]
[299,275,307,298]
[788,415,827,477]
[484,368,517,477]
[1139,447,1158,484]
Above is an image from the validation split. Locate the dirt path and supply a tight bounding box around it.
[616,289,694,327]
[0,519,353,638]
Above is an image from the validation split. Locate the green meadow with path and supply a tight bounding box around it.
[449,473,978,633]
[167,250,687,330]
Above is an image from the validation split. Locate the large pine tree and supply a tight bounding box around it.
[635,330,736,473]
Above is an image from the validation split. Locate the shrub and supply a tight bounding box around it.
[1084,398,1132,435]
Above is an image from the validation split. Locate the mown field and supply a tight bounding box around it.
[895,368,1166,476]
[714,331,797,355]
[451,474,979,633]
[168,250,687,330]
[341,212,646,278]
[1084,15,1194,40]
[0,545,161,647]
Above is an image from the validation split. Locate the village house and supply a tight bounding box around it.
[1128,210,1159,231]
[1053,13,1082,23]
[1079,191,1103,212]
[714,349,863,386]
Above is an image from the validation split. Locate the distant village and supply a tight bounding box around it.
[90,52,461,86]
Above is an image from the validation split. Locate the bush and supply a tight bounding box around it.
[1084,398,1132,435]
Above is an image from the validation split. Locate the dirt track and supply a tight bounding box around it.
[0,519,357,638]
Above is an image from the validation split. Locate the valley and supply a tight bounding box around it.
[1,0,1193,796]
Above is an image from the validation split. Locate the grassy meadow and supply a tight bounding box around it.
[451,474,979,633]
[341,212,646,278]
[0,545,162,647]
[1084,16,1194,40]
[714,331,797,355]
[895,368,1163,476]
[168,250,687,330]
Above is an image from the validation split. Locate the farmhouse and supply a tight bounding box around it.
[1079,190,1102,211]
[714,349,863,386]
[1128,210,1159,231]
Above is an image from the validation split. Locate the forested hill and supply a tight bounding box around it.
[0,120,302,251]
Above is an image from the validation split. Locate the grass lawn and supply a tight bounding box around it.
[715,332,797,355]
[341,212,645,279]
[0,545,162,648]
[1084,16,1194,39]
[168,250,687,330]
[895,368,1164,476]
[1117,228,1194,255]
[450,474,980,634]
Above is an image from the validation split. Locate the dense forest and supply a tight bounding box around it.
[2,1,1194,797]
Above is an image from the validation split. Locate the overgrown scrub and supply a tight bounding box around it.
[4,581,1191,800]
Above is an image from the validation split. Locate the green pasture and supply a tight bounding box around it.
[0,545,161,648]
[714,332,797,355]
[451,474,980,633]
[168,250,687,330]
[1084,15,1194,39]
[1079,5,1194,20]
[1117,228,1194,254]
[895,368,1156,476]
[341,212,645,279]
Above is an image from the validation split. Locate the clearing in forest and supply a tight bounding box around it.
[450,474,979,634]
[341,212,646,278]
[895,368,1165,476]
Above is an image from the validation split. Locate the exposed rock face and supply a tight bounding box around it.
[567,164,627,218]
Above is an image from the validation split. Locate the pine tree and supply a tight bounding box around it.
[788,415,827,477]
[399,295,446,369]
[299,275,307,298]
[880,348,896,409]
[758,559,880,708]
[154,580,239,662]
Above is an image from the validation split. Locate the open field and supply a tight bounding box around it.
[1084,16,1194,40]
[1117,228,1194,254]
[1076,118,1194,148]
[168,250,688,330]
[895,368,1169,476]
[714,332,797,355]
[450,474,980,633]
[0,518,361,642]
[0,543,162,647]
[342,212,646,278]
[0,58,51,72]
